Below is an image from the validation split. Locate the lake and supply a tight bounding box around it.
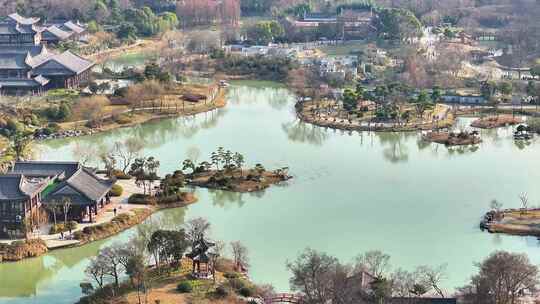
[1,81,539,303]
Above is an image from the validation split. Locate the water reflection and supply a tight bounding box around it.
[281,119,330,146]
[0,239,106,299]
[376,132,415,164]
[446,144,480,156]
[208,188,247,209]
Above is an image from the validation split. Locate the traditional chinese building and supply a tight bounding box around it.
[0,161,114,239]
[186,236,216,278]
[0,13,93,95]
[0,175,48,239]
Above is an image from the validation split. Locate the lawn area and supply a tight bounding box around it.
[319,40,368,56]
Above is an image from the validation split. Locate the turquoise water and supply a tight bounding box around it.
[1,81,540,303]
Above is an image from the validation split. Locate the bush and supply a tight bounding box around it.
[228,278,246,290]
[223,272,240,279]
[214,286,229,298]
[66,221,78,231]
[112,169,131,180]
[50,223,66,234]
[109,184,123,197]
[114,115,132,125]
[176,281,192,293]
[128,194,154,204]
[156,193,182,205]
[238,287,254,297]
[111,213,131,225]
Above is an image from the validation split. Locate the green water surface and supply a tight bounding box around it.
[1,81,539,303]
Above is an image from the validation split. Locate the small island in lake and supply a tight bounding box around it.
[422,130,481,146]
[481,195,540,237]
[181,148,291,192]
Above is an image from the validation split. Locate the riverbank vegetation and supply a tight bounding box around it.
[422,131,481,146]
[0,239,48,262]
[286,247,539,304]
[471,115,523,129]
[295,81,455,132]
[216,55,298,81]
[73,209,152,245]
[0,74,227,150]
[78,217,265,304]
[181,147,291,193]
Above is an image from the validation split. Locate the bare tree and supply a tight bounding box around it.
[230,240,249,271]
[490,199,503,213]
[99,245,125,289]
[61,197,72,225]
[184,217,211,243]
[355,250,391,278]
[85,256,111,289]
[210,240,225,285]
[416,264,447,298]
[519,192,529,216]
[73,142,99,166]
[114,138,144,173]
[458,251,539,304]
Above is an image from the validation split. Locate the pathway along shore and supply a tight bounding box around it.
[0,193,197,263]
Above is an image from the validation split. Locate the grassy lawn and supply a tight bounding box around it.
[319,40,368,57]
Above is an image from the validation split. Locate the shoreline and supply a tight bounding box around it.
[481,208,540,238]
[40,88,228,141]
[0,195,198,263]
[187,170,293,193]
[296,102,455,133]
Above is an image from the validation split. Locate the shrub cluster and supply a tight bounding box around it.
[109,184,123,197]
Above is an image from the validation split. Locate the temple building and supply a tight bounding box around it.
[186,236,216,279]
[0,13,94,95]
[0,161,114,239]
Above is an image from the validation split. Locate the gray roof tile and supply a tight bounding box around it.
[50,51,94,74]
[62,21,85,34]
[43,25,72,40]
[12,161,80,178]
[0,175,47,201]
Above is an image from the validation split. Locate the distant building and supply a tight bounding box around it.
[293,9,375,40]
[338,8,376,40]
[0,161,114,239]
[0,13,93,95]
[441,93,487,104]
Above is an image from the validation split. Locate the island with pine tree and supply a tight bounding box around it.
[181,148,292,193]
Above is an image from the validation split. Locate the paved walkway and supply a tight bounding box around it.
[0,177,149,248]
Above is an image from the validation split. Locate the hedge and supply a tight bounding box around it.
[109,184,123,197]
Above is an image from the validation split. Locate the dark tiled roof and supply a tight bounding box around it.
[186,237,215,263]
[62,21,85,34]
[0,23,20,35]
[43,25,72,40]
[51,51,94,74]
[0,53,30,69]
[44,192,93,206]
[0,45,49,57]
[0,79,44,88]
[11,161,80,178]
[63,168,114,202]
[0,175,47,201]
